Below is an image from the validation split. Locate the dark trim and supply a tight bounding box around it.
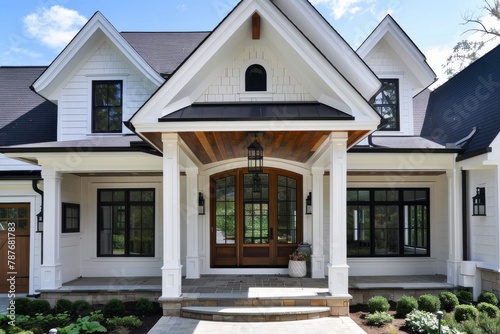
[0,170,41,180]
[62,203,80,233]
[456,147,492,162]
[462,169,468,261]
[0,147,146,154]
[348,147,461,154]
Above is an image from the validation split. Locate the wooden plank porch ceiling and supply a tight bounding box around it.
[144,130,368,165]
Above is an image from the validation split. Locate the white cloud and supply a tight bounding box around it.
[310,0,374,20]
[23,5,87,50]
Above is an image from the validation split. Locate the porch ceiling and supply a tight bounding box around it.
[172,130,367,165]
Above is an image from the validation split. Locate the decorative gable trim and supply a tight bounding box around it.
[32,12,163,102]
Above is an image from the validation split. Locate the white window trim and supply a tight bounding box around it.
[239,59,273,101]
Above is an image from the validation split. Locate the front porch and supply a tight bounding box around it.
[39,274,456,317]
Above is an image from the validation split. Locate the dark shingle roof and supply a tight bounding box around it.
[121,32,209,76]
[0,67,57,146]
[421,45,500,158]
[413,88,431,135]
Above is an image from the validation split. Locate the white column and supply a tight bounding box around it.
[311,167,325,278]
[185,168,200,279]
[446,169,462,286]
[40,169,62,289]
[161,133,182,298]
[328,132,350,297]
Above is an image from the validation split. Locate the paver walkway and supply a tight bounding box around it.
[148,316,367,334]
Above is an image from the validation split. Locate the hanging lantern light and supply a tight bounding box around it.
[247,139,264,174]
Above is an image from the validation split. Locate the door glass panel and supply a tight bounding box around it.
[243,174,269,244]
[276,175,297,244]
[215,176,236,244]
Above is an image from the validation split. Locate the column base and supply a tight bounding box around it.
[447,260,461,286]
[40,264,62,290]
[328,263,350,297]
[185,256,201,279]
[311,255,325,278]
[161,266,183,298]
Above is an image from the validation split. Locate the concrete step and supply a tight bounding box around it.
[181,306,331,322]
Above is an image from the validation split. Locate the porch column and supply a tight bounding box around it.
[447,169,462,286]
[161,133,182,298]
[185,168,200,279]
[40,169,62,289]
[328,132,350,297]
[311,167,325,278]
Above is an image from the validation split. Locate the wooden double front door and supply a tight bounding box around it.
[0,203,30,293]
[211,168,303,267]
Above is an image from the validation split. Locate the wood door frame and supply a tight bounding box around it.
[210,167,303,268]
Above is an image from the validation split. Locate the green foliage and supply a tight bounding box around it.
[103,299,125,318]
[72,300,93,317]
[455,304,480,323]
[405,310,459,334]
[439,291,459,312]
[364,311,394,327]
[477,292,498,306]
[477,312,500,334]
[454,320,483,334]
[477,302,500,318]
[418,294,441,313]
[57,316,107,334]
[27,299,51,316]
[55,299,73,315]
[456,290,473,303]
[135,298,153,316]
[87,311,105,323]
[12,298,31,316]
[106,316,142,329]
[396,296,418,317]
[368,296,390,314]
[14,313,71,334]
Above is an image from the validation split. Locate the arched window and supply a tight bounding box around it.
[245,64,267,91]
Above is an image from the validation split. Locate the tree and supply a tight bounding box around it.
[462,0,500,38]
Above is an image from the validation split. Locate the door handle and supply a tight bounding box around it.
[269,228,273,240]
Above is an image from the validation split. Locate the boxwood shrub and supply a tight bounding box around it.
[454,304,479,322]
[439,291,459,312]
[477,292,498,306]
[368,296,390,313]
[396,296,418,317]
[418,294,441,313]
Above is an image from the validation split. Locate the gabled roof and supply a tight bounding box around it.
[421,44,500,160]
[121,32,209,77]
[32,12,164,102]
[0,67,56,146]
[357,15,436,96]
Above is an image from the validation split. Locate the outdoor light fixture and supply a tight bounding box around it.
[305,192,312,215]
[36,210,43,232]
[198,192,205,215]
[472,187,486,216]
[247,138,264,174]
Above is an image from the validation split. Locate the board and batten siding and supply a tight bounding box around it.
[363,40,414,136]
[196,45,315,103]
[58,40,159,141]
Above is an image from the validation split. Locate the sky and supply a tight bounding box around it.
[1,0,499,88]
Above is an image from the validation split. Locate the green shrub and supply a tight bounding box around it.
[365,311,394,327]
[405,310,457,334]
[477,312,500,334]
[103,298,125,317]
[368,296,390,314]
[456,290,473,303]
[477,292,498,306]
[439,291,459,312]
[27,299,51,316]
[396,296,418,317]
[87,311,105,323]
[418,294,441,313]
[57,316,106,334]
[71,300,93,317]
[455,320,483,334]
[106,315,142,328]
[54,299,73,315]
[135,298,153,315]
[13,298,31,316]
[477,302,500,318]
[454,304,480,322]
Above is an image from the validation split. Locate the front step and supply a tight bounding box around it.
[181,306,331,322]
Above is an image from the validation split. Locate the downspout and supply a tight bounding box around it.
[461,169,468,261]
[32,180,43,265]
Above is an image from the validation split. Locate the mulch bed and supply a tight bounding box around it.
[349,302,412,334]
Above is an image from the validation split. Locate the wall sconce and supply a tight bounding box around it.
[472,187,486,216]
[198,192,205,215]
[36,210,43,232]
[305,192,312,215]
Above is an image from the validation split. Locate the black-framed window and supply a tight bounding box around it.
[347,188,430,257]
[62,203,80,233]
[245,64,267,91]
[92,80,123,133]
[372,79,399,131]
[97,189,155,257]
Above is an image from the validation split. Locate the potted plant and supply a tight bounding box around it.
[288,250,308,277]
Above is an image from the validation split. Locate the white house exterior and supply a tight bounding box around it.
[1,0,499,308]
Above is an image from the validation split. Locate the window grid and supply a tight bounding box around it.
[92,80,123,133]
[372,79,399,131]
[215,176,236,244]
[243,173,269,244]
[62,203,80,233]
[277,175,297,244]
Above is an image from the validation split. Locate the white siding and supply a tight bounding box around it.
[363,40,414,136]
[58,40,158,141]
[197,45,315,103]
